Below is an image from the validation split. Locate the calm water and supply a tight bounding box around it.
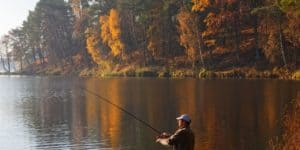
[0,76,299,150]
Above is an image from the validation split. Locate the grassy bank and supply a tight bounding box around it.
[75,65,298,79]
[15,60,299,80]
[5,66,299,80]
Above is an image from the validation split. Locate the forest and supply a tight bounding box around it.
[0,0,299,78]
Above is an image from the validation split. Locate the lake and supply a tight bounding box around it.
[0,76,299,149]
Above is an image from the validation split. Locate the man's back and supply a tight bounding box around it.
[168,127,195,150]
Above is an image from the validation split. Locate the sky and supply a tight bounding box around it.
[0,0,39,37]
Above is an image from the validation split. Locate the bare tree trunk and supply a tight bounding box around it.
[5,46,10,73]
[25,56,31,66]
[32,47,36,63]
[234,2,241,63]
[279,23,287,66]
[196,28,206,69]
[254,15,260,60]
[129,9,138,49]
[20,57,23,72]
[0,54,8,72]
[142,25,148,67]
[251,0,260,60]
[234,25,240,63]
[7,57,10,73]
[37,48,45,64]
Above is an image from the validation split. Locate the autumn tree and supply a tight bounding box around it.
[8,28,28,71]
[253,1,288,66]
[278,0,300,66]
[100,8,125,61]
[35,0,73,65]
[147,0,184,62]
[23,11,44,64]
[4,0,299,74]
[69,0,94,66]
[119,0,154,66]
[177,8,205,68]
[85,28,102,65]
[0,35,11,72]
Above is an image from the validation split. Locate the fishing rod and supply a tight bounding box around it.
[79,86,162,134]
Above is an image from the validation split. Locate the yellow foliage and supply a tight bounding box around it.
[203,12,221,36]
[109,9,121,39]
[192,0,211,12]
[86,28,102,65]
[204,12,219,27]
[204,39,216,47]
[147,41,157,56]
[100,16,111,45]
[99,9,125,57]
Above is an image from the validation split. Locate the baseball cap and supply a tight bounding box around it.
[176,114,191,123]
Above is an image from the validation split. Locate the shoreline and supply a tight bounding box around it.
[2,67,299,80]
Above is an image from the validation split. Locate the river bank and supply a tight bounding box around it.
[81,67,300,79]
[8,62,299,80]
[78,67,298,79]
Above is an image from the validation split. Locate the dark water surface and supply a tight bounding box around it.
[0,76,299,150]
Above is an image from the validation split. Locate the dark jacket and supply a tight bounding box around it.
[168,126,195,150]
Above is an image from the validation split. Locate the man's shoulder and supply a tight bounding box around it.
[175,127,193,134]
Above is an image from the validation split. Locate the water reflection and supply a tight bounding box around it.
[0,76,298,150]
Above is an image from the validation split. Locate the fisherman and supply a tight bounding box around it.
[156,114,195,150]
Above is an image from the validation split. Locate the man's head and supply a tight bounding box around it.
[176,114,191,128]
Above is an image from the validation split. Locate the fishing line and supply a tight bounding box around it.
[80,86,161,134]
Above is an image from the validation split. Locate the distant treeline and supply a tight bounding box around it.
[0,0,299,74]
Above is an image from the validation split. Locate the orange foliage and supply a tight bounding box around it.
[100,9,125,57]
[100,15,111,47]
[203,12,224,38]
[177,10,199,61]
[109,9,121,40]
[192,0,211,12]
[285,12,300,47]
[192,0,238,11]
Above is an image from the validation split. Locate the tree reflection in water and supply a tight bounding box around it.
[16,77,299,150]
[269,93,300,149]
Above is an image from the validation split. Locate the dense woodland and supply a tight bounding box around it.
[0,0,299,78]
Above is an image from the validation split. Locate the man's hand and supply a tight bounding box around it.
[156,132,171,144]
[156,132,171,146]
[156,132,170,139]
